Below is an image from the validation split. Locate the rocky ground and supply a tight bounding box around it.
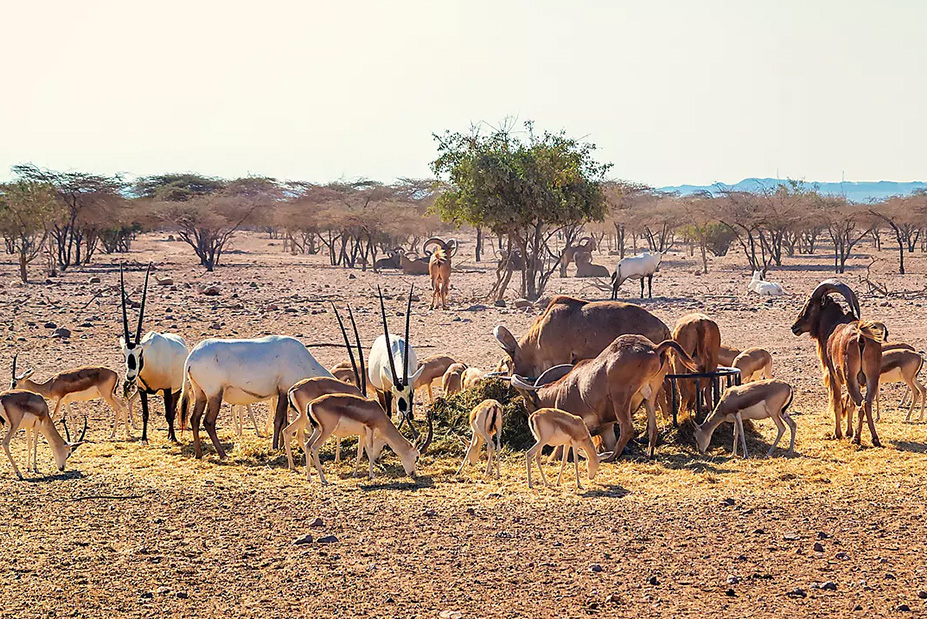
[2,232,927,618]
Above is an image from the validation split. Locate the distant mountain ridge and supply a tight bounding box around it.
[660,178,927,203]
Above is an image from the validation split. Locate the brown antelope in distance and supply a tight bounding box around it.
[694,379,795,458]
[791,280,882,445]
[457,399,504,478]
[559,236,596,277]
[732,347,773,383]
[526,408,609,489]
[11,355,125,427]
[441,363,468,397]
[423,238,458,310]
[413,355,458,403]
[0,389,87,479]
[718,345,742,368]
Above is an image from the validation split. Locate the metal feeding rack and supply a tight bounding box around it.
[665,366,742,426]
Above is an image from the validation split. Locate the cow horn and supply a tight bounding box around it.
[810,279,861,320]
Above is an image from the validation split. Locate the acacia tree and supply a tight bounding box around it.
[432,121,610,300]
[822,197,871,274]
[869,195,925,274]
[0,180,62,282]
[720,190,773,274]
[12,164,125,270]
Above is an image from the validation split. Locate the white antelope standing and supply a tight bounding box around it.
[119,264,189,443]
[367,286,430,449]
[180,335,331,459]
[611,251,662,299]
[0,386,86,479]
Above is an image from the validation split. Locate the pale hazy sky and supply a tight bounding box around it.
[1,1,924,187]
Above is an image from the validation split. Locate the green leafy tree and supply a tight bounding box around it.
[431,121,610,300]
[0,180,62,282]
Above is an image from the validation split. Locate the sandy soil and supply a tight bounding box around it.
[2,232,927,618]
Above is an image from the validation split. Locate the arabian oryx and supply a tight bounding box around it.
[180,336,331,458]
[611,251,662,299]
[367,285,432,451]
[119,264,188,443]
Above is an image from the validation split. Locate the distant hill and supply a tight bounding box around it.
[660,178,927,203]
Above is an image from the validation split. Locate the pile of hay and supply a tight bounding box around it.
[426,378,533,456]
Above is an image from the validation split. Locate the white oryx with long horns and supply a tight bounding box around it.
[367,285,432,451]
[180,335,330,458]
[119,264,189,443]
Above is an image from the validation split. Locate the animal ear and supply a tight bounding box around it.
[493,326,518,356]
[410,364,426,383]
[596,451,614,460]
[119,336,127,348]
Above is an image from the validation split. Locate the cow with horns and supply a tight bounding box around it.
[119,264,189,443]
[367,285,433,451]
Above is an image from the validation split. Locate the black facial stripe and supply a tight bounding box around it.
[127,356,137,371]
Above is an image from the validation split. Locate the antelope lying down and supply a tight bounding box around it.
[694,379,795,458]
[0,389,86,479]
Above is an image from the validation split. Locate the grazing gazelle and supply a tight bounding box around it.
[367,286,429,448]
[456,399,504,478]
[526,408,608,490]
[11,355,125,426]
[285,303,384,474]
[119,264,189,442]
[0,388,87,479]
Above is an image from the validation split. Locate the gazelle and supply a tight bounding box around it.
[456,399,504,478]
[180,335,330,458]
[367,285,430,449]
[413,355,457,404]
[11,355,124,426]
[0,389,86,479]
[874,348,925,422]
[694,379,795,458]
[732,347,773,383]
[526,408,608,490]
[462,367,486,390]
[441,363,468,397]
[285,303,385,473]
[305,393,419,484]
[119,263,189,443]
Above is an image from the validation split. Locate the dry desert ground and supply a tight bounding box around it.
[2,232,927,618]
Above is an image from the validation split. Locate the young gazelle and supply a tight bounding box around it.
[413,355,458,404]
[0,389,86,479]
[456,399,504,478]
[732,347,773,383]
[694,379,795,458]
[441,363,468,397]
[876,348,925,422]
[305,393,419,484]
[526,408,607,490]
[11,355,125,425]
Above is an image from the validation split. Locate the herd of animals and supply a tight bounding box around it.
[0,238,924,490]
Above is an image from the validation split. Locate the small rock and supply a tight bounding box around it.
[292,534,313,546]
[646,576,659,586]
[817,531,831,539]
[139,592,153,599]
[202,285,220,296]
[853,604,863,611]
[897,604,911,612]
[919,591,927,600]
[156,586,171,595]
[754,528,766,535]
[422,508,437,517]
[308,517,324,528]
[348,274,356,280]
[726,575,740,585]
[44,321,57,329]
[787,587,807,598]
[835,551,849,560]
[156,276,174,286]
[175,591,188,599]
[464,304,488,312]
[725,588,736,597]
[493,299,506,308]
[884,572,896,580]
[783,533,800,541]
[438,611,462,619]
[88,276,101,284]
[589,564,603,573]
[465,507,476,516]
[821,581,837,591]
[317,535,339,544]
[605,593,619,604]
[813,542,825,553]
[204,480,215,487]
[53,327,71,339]
[720,498,735,506]
[513,298,532,309]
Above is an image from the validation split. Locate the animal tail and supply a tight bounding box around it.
[527,411,540,441]
[781,385,794,417]
[488,402,500,434]
[432,247,447,264]
[858,320,887,342]
[655,340,698,372]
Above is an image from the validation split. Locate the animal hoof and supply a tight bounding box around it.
[873,440,883,448]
